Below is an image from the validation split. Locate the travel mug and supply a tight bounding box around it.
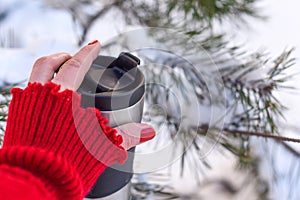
[77,52,145,199]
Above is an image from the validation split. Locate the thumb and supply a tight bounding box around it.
[115,123,156,150]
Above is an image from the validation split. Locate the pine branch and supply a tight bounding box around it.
[221,49,295,134]
[199,124,300,158]
[76,1,121,45]
[45,0,264,46]
[0,81,20,146]
[224,128,300,144]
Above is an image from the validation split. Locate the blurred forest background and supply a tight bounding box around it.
[0,0,300,199]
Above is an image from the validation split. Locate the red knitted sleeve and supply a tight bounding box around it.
[0,82,128,200]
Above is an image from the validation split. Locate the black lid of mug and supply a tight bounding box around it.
[78,52,144,111]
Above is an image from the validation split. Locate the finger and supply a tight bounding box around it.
[52,40,101,91]
[115,123,156,150]
[29,53,72,84]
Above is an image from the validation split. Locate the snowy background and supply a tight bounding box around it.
[0,0,300,199]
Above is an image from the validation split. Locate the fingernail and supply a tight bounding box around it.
[88,40,98,45]
[140,127,155,143]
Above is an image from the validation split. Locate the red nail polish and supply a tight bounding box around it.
[140,127,155,143]
[88,40,98,45]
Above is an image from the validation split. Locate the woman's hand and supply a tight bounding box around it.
[28,40,155,150]
[29,40,100,91]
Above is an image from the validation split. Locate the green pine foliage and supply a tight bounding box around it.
[0,82,16,146]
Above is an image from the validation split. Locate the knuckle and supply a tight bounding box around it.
[60,52,72,59]
[65,57,82,69]
[34,56,51,67]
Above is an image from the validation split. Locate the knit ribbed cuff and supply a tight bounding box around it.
[2,82,128,196]
[0,146,82,199]
[0,164,54,200]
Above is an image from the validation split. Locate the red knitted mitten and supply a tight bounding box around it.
[0,82,127,199]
